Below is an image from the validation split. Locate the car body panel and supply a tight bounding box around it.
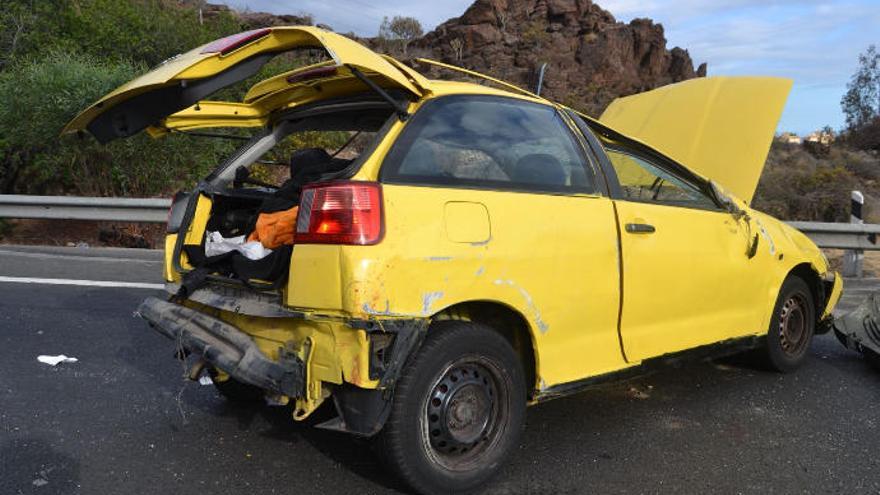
[154,102,268,133]
[599,76,792,203]
[302,184,630,388]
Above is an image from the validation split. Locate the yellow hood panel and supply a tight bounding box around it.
[63,26,422,142]
[599,76,792,203]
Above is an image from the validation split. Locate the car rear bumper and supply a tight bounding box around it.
[137,296,305,398]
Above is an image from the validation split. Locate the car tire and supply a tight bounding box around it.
[208,367,264,403]
[761,276,816,373]
[376,320,526,495]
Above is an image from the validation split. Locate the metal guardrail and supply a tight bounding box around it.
[0,195,170,223]
[787,221,880,251]
[2,195,880,251]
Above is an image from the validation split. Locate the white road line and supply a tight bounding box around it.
[0,249,162,264]
[0,276,164,290]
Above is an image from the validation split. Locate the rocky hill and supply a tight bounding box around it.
[209,0,705,116]
[412,0,705,115]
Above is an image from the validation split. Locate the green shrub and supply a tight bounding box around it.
[0,51,236,196]
[753,142,868,222]
[2,0,240,68]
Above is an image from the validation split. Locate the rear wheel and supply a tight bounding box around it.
[761,276,816,372]
[376,321,526,495]
[208,367,264,403]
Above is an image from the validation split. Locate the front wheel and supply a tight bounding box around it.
[761,276,816,372]
[376,321,526,495]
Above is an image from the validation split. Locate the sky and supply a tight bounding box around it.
[235,0,880,135]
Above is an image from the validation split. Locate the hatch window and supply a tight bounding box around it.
[381,96,598,194]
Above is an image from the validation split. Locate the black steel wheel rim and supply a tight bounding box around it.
[421,356,507,471]
[779,293,810,356]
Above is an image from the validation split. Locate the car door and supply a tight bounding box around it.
[603,147,769,362]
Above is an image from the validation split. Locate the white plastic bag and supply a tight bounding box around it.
[37,355,78,366]
[205,231,272,260]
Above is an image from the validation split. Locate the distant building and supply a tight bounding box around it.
[805,129,835,146]
[803,128,835,156]
[778,132,802,145]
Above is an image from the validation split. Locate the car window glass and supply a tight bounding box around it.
[605,149,716,209]
[385,96,596,193]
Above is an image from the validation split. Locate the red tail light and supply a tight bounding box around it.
[295,182,383,245]
[287,66,338,84]
[201,28,271,55]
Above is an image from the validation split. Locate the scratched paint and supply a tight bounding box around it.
[425,256,453,262]
[421,291,444,315]
[362,300,394,316]
[755,218,776,255]
[493,279,549,333]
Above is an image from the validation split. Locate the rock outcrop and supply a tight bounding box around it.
[413,0,705,115]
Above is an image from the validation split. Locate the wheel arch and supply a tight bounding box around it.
[786,262,825,320]
[432,300,539,398]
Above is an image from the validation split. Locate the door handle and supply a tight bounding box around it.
[625,223,656,234]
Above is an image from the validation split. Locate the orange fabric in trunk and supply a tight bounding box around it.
[248,206,299,249]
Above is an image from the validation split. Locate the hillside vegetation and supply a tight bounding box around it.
[1,0,877,228]
[754,140,880,222]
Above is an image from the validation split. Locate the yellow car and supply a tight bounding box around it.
[65,27,842,495]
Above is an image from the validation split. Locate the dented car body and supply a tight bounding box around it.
[66,27,842,494]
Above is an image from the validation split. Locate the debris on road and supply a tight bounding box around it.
[37,355,79,366]
[627,385,651,400]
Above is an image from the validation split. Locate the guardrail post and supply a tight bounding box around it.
[843,190,865,278]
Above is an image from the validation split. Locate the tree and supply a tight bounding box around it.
[841,45,880,130]
[378,16,423,55]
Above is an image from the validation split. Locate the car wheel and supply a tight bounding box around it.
[208,367,264,402]
[376,320,526,495]
[762,276,816,373]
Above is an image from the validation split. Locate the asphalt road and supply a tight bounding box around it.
[1,246,878,494]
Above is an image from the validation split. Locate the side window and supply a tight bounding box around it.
[382,96,597,193]
[605,149,717,209]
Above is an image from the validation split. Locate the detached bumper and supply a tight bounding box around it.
[137,296,305,398]
[834,292,880,357]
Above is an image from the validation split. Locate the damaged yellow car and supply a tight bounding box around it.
[65,27,842,495]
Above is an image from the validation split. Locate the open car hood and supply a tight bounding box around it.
[599,76,792,204]
[63,26,424,143]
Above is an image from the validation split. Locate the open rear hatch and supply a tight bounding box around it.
[63,26,416,293]
[63,26,424,142]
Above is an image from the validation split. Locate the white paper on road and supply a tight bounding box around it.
[204,231,272,260]
[198,375,213,386]
[37,355,79,366]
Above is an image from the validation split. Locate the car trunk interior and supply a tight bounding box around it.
[172,96,397,294]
